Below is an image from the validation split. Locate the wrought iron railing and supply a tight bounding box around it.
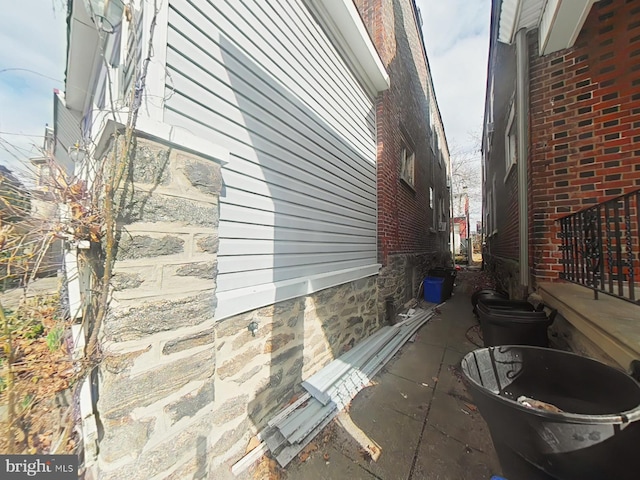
[557,189,640,304]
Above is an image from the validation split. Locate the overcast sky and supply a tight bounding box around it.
[0,0,490,183]
[418,0,491,224]
[418,0,491,155]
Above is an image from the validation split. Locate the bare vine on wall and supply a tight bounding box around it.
[0,0,160,459]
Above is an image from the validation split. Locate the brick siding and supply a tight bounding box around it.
[354,0,448,265]
[529,0,640,283]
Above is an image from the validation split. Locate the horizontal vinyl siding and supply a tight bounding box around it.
[165,0,378,296]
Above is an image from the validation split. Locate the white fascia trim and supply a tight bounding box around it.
[215,264,381,321]
[93,117,229,164]
[308,0,389,95]
[539,0,598,55]
[65,1,101,111]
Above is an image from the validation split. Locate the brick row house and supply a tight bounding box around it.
[355,0,452,319]
[483,0,640,372]
[55,0,451,477]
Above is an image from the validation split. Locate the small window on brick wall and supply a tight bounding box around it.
[400,145,415,188]
[505,102,517,175]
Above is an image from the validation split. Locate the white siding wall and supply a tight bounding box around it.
[164,0,378,319]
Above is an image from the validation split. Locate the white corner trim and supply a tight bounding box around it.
[307,0,389,95]
[93,117,229,164]
[215,264,381,321]
[136,117,230,164]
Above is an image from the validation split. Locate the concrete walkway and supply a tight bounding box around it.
[285,289,502,480]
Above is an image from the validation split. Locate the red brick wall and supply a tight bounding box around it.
[528,0,640,283]
[354,0,448,265]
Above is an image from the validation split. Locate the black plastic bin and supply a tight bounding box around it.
[477,298,543,313]
[461,346,640,480]
[471,289,509,313]
[427,267,457,300]
[476,302,555,347]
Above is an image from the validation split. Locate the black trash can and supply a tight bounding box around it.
[427,267,457,300]
[472,289,509,313]
[476,302,555,347]
[477,298,543,313]
[461,346,640,480]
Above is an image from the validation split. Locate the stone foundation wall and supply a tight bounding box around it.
[94,137,380,479]
[548,313,619,369]
[212,275,379,469]
[378,251,449,322]
[483,254,526,299]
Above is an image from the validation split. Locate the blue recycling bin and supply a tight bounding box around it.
[423,276,444,303]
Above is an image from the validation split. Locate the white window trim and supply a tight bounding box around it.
[504,101,517,181]
[400,145,416,188]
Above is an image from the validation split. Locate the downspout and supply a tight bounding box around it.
[515,29,529,289]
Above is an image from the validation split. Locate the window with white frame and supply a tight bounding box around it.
[505,101,517,174]
[400,144,415,187]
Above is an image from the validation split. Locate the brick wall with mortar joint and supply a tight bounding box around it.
[355,0,449,266]
[354,0,451,321]
[528,0,640,285]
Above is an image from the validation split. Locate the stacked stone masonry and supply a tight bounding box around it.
[97,136,380,478]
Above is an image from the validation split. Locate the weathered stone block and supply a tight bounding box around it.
[263,333,295,354]
[272,345,303,366]
[211,395,249,425]
[176,262,217,280]
[99,417,155,464]
[216,345,262,380]
[215,312,255,338]
[101,415,219,480]
[122,192,218,227]
[195,234,219,254]
[182,158,223,195]
[255,369,284,396]
[286,358,304,377]
[347,316,364,327]
[132,143,171,185]
[163,328,215,355]
[111,272,144,291]
[103,346,151,374]
[230,323,274,350]
[211,418,250,455]
[117,235,184,260]
[105,292,215,342]
[99,348,215,420]
[166,379,215,425]
[232,365,262,385]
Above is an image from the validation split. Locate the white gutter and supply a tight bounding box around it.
[516,29,529,288]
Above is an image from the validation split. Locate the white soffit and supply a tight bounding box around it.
[308,0,390,95]
[540,0,599,55]
[499,0,598,54]
[498,0,545,44]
